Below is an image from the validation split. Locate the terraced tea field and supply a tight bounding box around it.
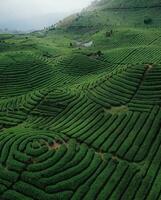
[1,0,161,199]
[0,27,161,200]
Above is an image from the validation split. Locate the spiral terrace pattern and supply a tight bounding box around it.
[0,62,161,199]
[0,125,161,200]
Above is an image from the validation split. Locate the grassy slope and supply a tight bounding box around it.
[91,0,161,8]
[0,0,161,199]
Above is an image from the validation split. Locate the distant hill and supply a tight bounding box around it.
[90,0,161,9]
[57,0,161,31]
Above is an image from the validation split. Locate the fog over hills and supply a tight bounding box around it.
[0,0,93,32]
[0,12,72,32]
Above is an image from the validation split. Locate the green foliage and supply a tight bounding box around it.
[1,0,161,199]
[144,17,153,24]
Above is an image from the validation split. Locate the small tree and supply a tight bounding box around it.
[144,18,152,25]
[97,50,103,57]
[106,30,113,37]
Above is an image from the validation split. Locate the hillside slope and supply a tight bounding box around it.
[91,0,161,9]
[57,0,161,30]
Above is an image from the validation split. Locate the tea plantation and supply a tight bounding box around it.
[0,0,161,199]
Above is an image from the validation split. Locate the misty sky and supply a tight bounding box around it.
[0,0,93,31]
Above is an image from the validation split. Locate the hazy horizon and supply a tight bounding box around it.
[0,0,93,31]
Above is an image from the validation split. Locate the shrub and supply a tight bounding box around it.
[144,18,152,25]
